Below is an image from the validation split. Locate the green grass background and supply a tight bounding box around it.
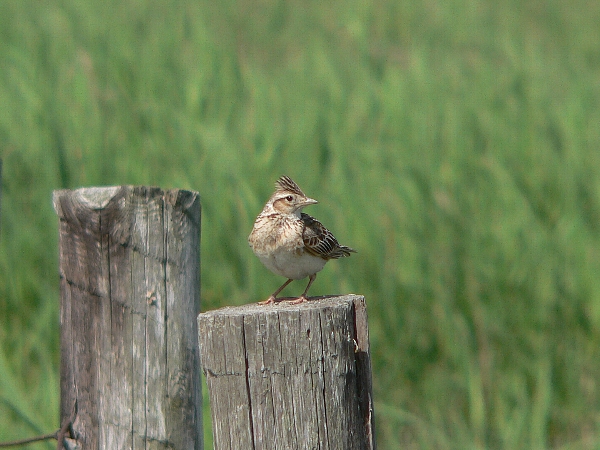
[1,0,600,448]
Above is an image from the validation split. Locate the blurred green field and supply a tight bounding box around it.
[1,0,600,448]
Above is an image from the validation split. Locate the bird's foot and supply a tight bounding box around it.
[288,295,310,305]
[258,295,278,305]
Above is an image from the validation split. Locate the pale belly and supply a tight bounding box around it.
[257,248,327,280]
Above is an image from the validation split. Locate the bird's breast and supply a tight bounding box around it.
[249,214,328,279]
[249,215,302,254]
[257,247,327,280]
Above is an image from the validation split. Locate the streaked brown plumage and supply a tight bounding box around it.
[248,176,355,304]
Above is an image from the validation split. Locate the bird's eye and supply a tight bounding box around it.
[285,195,294,202]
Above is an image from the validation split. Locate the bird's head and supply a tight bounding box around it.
[269,176,318,217]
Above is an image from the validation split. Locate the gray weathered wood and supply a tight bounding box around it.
[54,186,202,450]
[198,295,375,450]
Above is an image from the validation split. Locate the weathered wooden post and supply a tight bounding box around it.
[198,295,375,450]
[54,186,203,449]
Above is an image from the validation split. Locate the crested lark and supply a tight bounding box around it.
[248,175,356,304]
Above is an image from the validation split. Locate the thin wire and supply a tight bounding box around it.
[0,431,57,448]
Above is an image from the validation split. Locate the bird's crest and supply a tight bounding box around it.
[275,176,305,197]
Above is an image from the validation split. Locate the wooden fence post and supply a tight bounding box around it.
[53,186,203,449]
[198,295,375,450]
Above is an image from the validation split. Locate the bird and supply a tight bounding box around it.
[248,175,356,305]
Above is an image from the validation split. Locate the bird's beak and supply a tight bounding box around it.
[301,197,318,207]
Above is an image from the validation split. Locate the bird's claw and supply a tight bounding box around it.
[258,296,278,305]
[288,296,309,305]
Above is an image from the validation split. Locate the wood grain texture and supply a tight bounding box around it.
[54,186,202,450]
[198,295,375,450]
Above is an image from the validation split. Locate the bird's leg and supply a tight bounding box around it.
[259,278,294,305]
[289,274,317,304]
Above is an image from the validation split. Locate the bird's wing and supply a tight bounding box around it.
[301,213,355,259]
